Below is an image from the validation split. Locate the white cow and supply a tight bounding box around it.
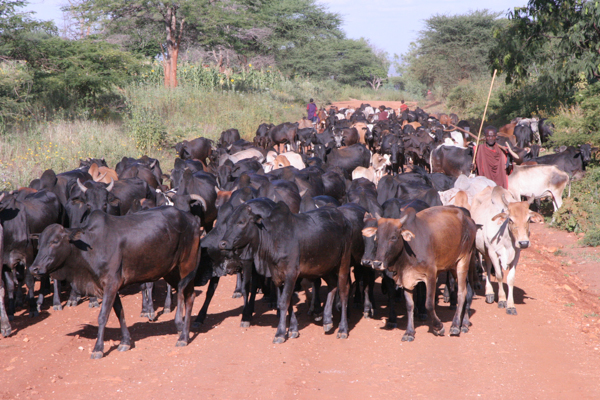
[508,164,569,212]
[471,186,544,315]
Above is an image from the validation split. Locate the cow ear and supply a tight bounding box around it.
[491,212,508,225]
[362,227,377,238]
[401,229,415,242]
[68,229,84,242]
[252,213,263,226]
[529,211,544,224]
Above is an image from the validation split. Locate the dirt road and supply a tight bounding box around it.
[1,224,599,400]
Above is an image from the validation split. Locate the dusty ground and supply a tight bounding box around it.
[329,98,445,114]
[1,222,599,400]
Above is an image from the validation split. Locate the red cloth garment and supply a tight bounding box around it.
[400,104,408,112]
[379,111,388,121]
[475,144,508,189]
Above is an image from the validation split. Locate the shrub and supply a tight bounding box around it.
[126,107,166,153]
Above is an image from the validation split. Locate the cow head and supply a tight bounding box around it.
[218,204,262,251]
[29,224,82,276]
[491,191,544,249]
[362,211,415,273]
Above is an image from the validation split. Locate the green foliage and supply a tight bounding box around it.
[551,81,600,147]
[491,0,600,97]
[553,166,600,246]
[398,10,504,97]
[126,107,166,153]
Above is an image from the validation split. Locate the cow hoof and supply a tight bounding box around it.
[289,331,299,339]
[417,313,428,321]
[434,326,445,336]
[273,336,286,344]
[66,300,78,307]
[8,315,14,322]
[313,314,323,322]
[498,301,507,309]
[461,325,470,334]
[363,312,371,319]
[90,351,103,359]
[53,304,63,311]
[449,326,460,336]
[240,321,250,328]
[163,307,172,314]
[117,344,130,352]
[385,322,397,330]
[485,294,494,304]
[175,340,188,347]
[506,307,517,315]
[146,312,156,321]
[232,292,242,299]
[29,310,39,318]
[443,295,450,303]
[1,327,11,337]
[323,323,333,333]
[401,334,414,342]
[89,300,100,308]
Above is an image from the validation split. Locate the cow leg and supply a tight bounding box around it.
[88,296,100,308]
[382,275,397,329]
[240,265,256,327]
[322,274,338,334]
[308,278,323,321]
[493,259,507,309]
[415,281,428,321]
[139,282,156,321]
[0,277,11,337]
[273,276,295,343]
[288,302,299,339]
[232,272,243,298]
[112,294,131,352]
[461,282,474,332]
[163,282,173,314]
[52,279,62,310]
[363,268,375,319]
[91,283,119,359]
[337,269,351,339]
[506,266,518,315]
[450,264,468,336]
[483,255,496,304]
[402,288,416,342]
[192,276,220,328]
[66,285,81,307]
[24,269,38,317]
[4,270,15,321]
[426,275,444,336]
[176,283,196,347]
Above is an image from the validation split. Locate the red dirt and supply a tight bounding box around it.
[1,223,599,399]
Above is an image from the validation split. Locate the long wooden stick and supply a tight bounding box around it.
[471,69,498,168]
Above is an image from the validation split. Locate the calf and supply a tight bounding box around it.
[29,207,202,359]
[363,206,476,341]
[219,201,353,342]
[471,186,543,315]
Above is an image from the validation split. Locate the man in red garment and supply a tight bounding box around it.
[475,126,508,189]
[378,105,388,121]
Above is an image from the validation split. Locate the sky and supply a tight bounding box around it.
[26,0,528,74]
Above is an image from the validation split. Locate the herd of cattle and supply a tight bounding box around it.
[0,103,594,359]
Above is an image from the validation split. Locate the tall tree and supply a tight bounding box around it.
[490,0,600,92]
[399,10,504,96]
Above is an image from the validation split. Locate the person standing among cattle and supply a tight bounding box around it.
[475,126,508,189]
[306,98,317,123]
[378,105,388,121]
[400,100,408,112]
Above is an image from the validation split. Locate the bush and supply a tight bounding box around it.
[552,166,600,246]
[126,107,166,153]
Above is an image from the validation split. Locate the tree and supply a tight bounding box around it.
[490,0,600,94]
[399,10,504,96]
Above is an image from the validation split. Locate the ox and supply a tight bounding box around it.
[363,206,477,341]
[471,186,544,315]
[508,165,569,212]
[29,207,202,359]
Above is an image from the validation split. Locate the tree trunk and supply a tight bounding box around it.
[161,5,184,88]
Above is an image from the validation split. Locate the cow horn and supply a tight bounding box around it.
[106,178,115,192]
[189,194,207,210]
[501,193,510,206]
[77,178,88,193]
[95,171,107,182]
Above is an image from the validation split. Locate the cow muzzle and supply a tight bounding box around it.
[371,261,384,271]
[218,240,229,250]
[518,240,530,249]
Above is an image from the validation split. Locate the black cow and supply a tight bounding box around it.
[171,169,218,232]
[324,143,371,175]
[533,144,594,177]
[0,220,10,337]
[219,201,353,342]
[29,169,91,207]
[430,145,473,177]
[514,124,533,148]
[115,156,164,189]
[219,129,241,148]
[174,138,213,163]
[29,207,202,359]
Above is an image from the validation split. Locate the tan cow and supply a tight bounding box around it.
[351,122,369,144]
[89,163,118,184]
[508,164,569,212]
[471,186,544,315]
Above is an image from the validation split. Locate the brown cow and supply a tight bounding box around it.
[362,206,477,341]
[89,163,119,184]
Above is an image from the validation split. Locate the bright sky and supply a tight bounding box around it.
[26,0,527,72]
